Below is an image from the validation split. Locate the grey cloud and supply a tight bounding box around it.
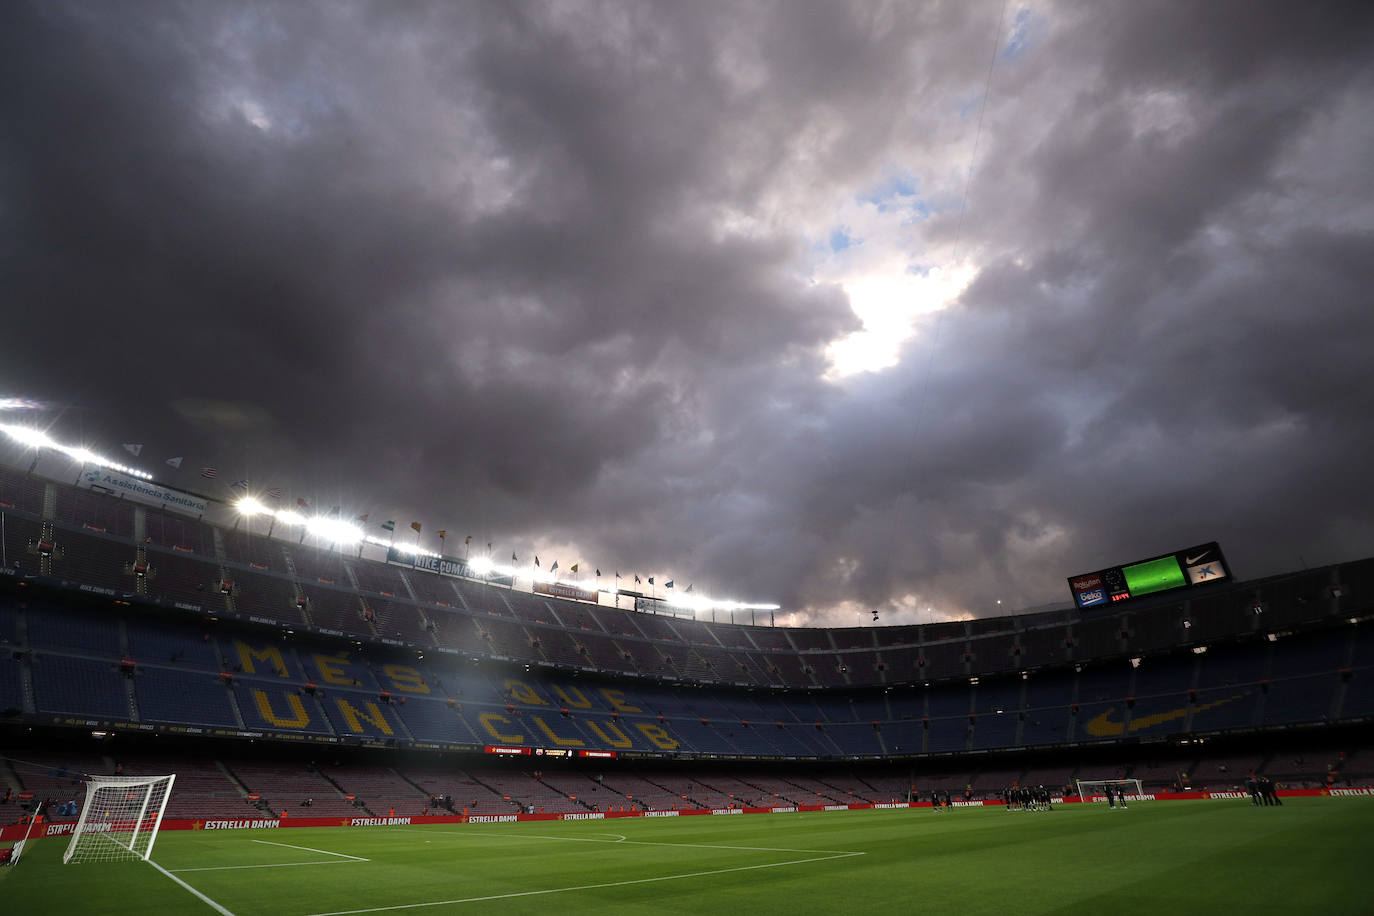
[4,1,1373,623]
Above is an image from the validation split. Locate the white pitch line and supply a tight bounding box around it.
[302,851,865,916]
[172,860,359,873]
[148,860,238,916]
[170,839,371,873]
[252,839,371,861]
[473,832,861,855]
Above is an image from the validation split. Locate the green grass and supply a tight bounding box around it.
[3,799,1369,915]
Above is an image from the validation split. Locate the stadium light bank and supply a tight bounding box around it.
[0,423,154,480]
[0,423,778,614]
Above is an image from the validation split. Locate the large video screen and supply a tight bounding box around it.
[1067,542,1229,610]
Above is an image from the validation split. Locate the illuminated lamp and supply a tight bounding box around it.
[380,690,392,704]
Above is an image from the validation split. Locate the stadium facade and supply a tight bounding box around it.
[2,464,1370,822]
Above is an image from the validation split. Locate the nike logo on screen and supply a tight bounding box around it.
[1184,551,1212,565]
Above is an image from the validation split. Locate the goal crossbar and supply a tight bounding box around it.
[1075,778,1143,803]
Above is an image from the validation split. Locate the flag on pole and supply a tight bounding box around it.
[595,568,601,577]
[464,535,472,545]
[550,560,559,572]
[634,575,641,584]
[648,577,654,585]
[381,520,396,532]
[123,443,142,456]
[266,487,283,499]
[534,556,540,567]
[357,513,369,524]
[410,521,422,534]
[615,571,622,579]
[665,580,674,588]
[685,583,693,593]
[512,552,518,562]
[200,467,217,479]
[570,563,579,574]
[297,497,309,510]
[230,479,249,492]
[165,456,183,469]
[438,530,447,541]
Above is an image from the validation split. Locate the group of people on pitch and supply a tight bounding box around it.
[1102,784,1129,808]
[1246,775,1283,806]
[1002,785,1054,811]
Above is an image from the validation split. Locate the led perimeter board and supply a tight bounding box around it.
[1067,542,1230,610]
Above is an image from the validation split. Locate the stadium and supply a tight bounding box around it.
[6,2,1374,913]
[2,458,1371,913]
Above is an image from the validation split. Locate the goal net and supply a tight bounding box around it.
[63,774,175,864]
[1076,778,1142,803]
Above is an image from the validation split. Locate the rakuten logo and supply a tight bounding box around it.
[1069,574,1102,591]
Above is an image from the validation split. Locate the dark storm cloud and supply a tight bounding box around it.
[4,1,1373,622]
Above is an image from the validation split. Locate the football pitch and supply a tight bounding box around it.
[3,800,1369,915]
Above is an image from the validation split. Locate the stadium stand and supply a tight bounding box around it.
[3,469,1374,827]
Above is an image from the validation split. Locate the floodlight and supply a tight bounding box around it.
[305,516,363,544]
[275,510,305,526]
[469,556,494,576]
[1,424,54,450]
[236,497,268,516]
[65,447,99,464]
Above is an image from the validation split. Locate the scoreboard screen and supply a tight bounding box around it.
[1068,542,1229,610]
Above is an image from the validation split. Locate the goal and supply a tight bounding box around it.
[62,774,175,864]
[1075,778,1142,803]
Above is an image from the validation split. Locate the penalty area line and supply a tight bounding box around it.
[171,860,359,873]
[171,839,371,873]
[252,839,371,861]
[148,859,238,916]
[303,850,866,915]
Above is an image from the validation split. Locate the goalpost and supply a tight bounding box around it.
[1075,778,1143,803]
[62,774,175,864]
